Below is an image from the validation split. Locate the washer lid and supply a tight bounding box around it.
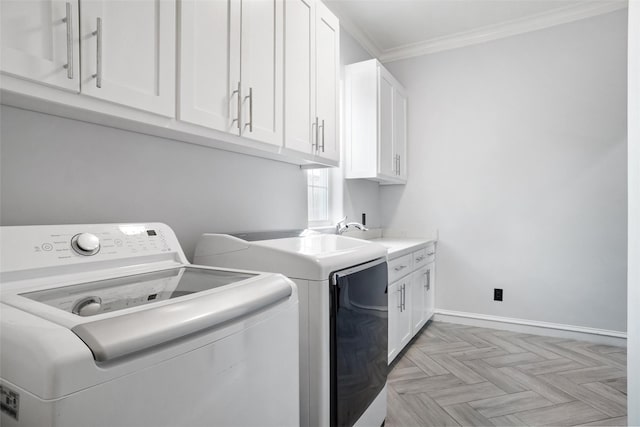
[9,267,293,362]
[21,267,255,317]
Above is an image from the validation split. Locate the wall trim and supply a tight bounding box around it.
[338,1,628,64]
[434,309,627,347]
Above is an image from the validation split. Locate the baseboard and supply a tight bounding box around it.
[434,309,627,347]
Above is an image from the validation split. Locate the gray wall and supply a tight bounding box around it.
[0,106,307,259]
[382,10,628,332]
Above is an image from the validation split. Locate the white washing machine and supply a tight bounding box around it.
[194,231,389,427]
[0,223,299,427]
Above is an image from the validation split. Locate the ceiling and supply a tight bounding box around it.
[323,0,627,62]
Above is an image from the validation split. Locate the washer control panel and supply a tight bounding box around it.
[0,223,182,274]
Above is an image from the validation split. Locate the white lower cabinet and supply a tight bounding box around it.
[388,242,436,364]
[411,263,435,335]
[388,277,412,363]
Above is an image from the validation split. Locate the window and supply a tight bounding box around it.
[307,169,330,225]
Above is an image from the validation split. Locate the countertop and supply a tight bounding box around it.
[369,237,436,258]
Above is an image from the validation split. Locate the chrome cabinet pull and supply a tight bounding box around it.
[244,87,253,132]
[401,284,406,311]
[426,269,431,291]
[416,255,425,262]
[231,81,241,132]
[92,17,102,88]
[398,155,401,175]
[394,264,406,272]
[319,119,325,152]
[397,288,402,310]
[63,2,73,79]
[427,252,435,256]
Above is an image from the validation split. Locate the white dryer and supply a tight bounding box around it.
[194,231,389,427]
[0,223,299,427]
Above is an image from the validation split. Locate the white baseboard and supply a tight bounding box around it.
[434,309,627,347]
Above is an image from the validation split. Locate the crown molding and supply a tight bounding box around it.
[379,1,627,63]
[336,1,628,64]
[337,10,382,59]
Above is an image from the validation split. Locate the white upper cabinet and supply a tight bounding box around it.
[345,59,408,184]
[1,0,338,167]
[80,0,175,117]
[284,0,315,154]
[240,0,283,146]
[284,0,339,162]
[314,1,339,161]
[178,0,241,134]
[1,0,80,92]
[180,0,283,147]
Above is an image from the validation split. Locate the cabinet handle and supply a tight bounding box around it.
[231,81,241,132]
[416,255,425,262]
[427,252,435,256]
[398,155,401,175]
[63,2,73,79]
[92,17,102,88]
[401,284,406,311]
[394,265,406,272]
[319,119,325,152]
[244,87,253,132]
[426,269,431,291]
[397,288,402,310]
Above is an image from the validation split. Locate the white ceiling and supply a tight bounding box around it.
[323,0,627,62]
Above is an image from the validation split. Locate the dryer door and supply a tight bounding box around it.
[331,258,388,427]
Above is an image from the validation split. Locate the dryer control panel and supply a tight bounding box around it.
[0,223,184,274]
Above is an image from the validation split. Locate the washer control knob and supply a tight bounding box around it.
[71,233,100,256]
[72,296,102,316]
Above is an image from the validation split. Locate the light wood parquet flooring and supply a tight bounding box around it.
[387,321,627,427]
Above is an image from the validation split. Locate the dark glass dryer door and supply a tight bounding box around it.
[331,258,388,427]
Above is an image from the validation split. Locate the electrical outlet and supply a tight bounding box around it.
[494,288,503,301]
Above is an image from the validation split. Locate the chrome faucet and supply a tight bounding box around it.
[336,216,369,235]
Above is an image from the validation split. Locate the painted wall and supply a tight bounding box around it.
[382,10,628,332]
[627,1,639,423]
[338,29,381,227]
[0,106,307,259]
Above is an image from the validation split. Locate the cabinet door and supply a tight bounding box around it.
[398,277,413,350]
[80,0,175,116]
[240,0,283,146]
[378,67,395,178]
[393,87,408,180]
[388,281,401,363]
[425,262,435,320]
[179,0,241,134]
[284,0,314,154]
[1,0,80,91]
[411,267,428,335]
[314,1,339,161]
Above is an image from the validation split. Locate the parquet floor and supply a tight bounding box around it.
[387,321,627,426]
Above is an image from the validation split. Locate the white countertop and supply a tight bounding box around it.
[369,237,436,258]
